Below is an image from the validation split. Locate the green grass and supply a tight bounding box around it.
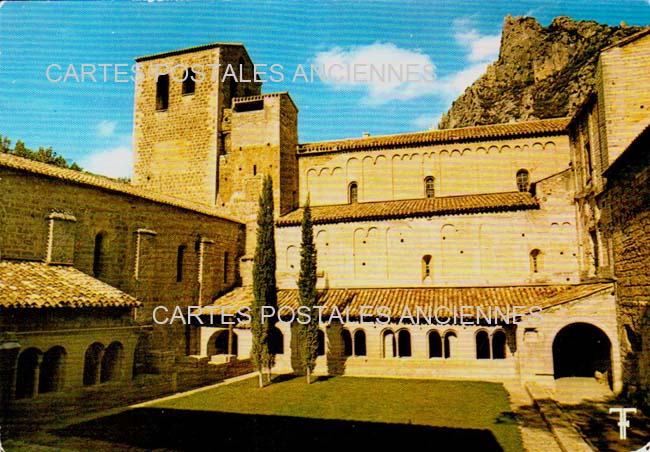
[153,375,522,452]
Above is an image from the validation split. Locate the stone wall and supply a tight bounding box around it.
[0,166,244,356]
[132,44,261,206]
[601,130,650,404]
[298,135,571,207]
[276,171,579,288]
[597,32,650,166]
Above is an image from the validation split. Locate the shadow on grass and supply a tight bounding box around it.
[51,407,504,452]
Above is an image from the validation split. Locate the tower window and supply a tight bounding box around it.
[516,169,529,192]
[156,74,169,111]
[182,68,195,95]
[348,182,358,204]
[424,176,435,198]
[530,249,542,273]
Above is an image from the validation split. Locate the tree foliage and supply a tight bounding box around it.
[297,196,319,383]
[0,134,82,170]
[251,175,278,386]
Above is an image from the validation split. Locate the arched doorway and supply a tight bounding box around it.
[39,346,66,394]
[15,348,41,399]
[553,323,611,385]
[100,341,124,383]
[208,330,238,356]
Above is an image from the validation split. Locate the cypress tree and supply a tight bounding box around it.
[251,175,278,387]
[297,196,319,384]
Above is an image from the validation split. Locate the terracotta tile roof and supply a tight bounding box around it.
[198,283,613,323]
[0,261,141,309]
[0,153,239,221]
[297,118,570,155]
[277,191,539,226]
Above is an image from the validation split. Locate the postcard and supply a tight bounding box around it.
[0,1,649,451]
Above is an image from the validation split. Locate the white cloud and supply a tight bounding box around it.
[313,42,438,105]
[453,18,501,64]
[96,120,117,137]
[412,114,442,130]
[81,145,132,179]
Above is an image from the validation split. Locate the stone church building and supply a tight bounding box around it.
[1,29,649,420]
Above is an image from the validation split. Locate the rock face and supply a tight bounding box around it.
[438,15,645,129]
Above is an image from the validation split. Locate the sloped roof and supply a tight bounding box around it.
[277,191,539,226]
[0,261,141,309]
[297,118,570,155]
[197,283,613,322]
[135,41,245,62]
[0,153,238,221]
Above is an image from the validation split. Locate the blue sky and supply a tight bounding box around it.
[1,1,649,178]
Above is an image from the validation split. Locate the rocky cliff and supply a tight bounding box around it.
[438,15,645,129]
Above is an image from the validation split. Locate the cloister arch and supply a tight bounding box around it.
[552,322,612,386]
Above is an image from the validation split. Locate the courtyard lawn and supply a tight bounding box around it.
[152,375,522,452]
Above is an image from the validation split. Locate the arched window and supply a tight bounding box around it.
[353,330,367,356]
[156,74,169,110]
[176,245,186,282]
[15,348,42,399]
[83,342,104,386]
[348,182,358,204]
[492,330,507,359]
[210,331,229,355]
[101,341,124,383]
[422,255,432,281]
[382,330,396,358]
[317,330,325,356]
[424,176,435,198]
[341,329,352,357]
[444,331,456,359]
[428,330,442,358]
[209,330,238,356]
[182,67,196,95]
[476,331,491,359]
[530,249,542,274]
[39,346,66,394]
[516,169,529,192]
[397,330,412,357]
[93,232,105,277]
[269,327,284,355]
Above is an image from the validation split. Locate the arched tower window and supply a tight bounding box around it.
[530,249,542,274]
[516,169,529,192]
[182,68,196,95]
[348,182,358,204]
[156,74,169,111]
[424,176,435,198]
